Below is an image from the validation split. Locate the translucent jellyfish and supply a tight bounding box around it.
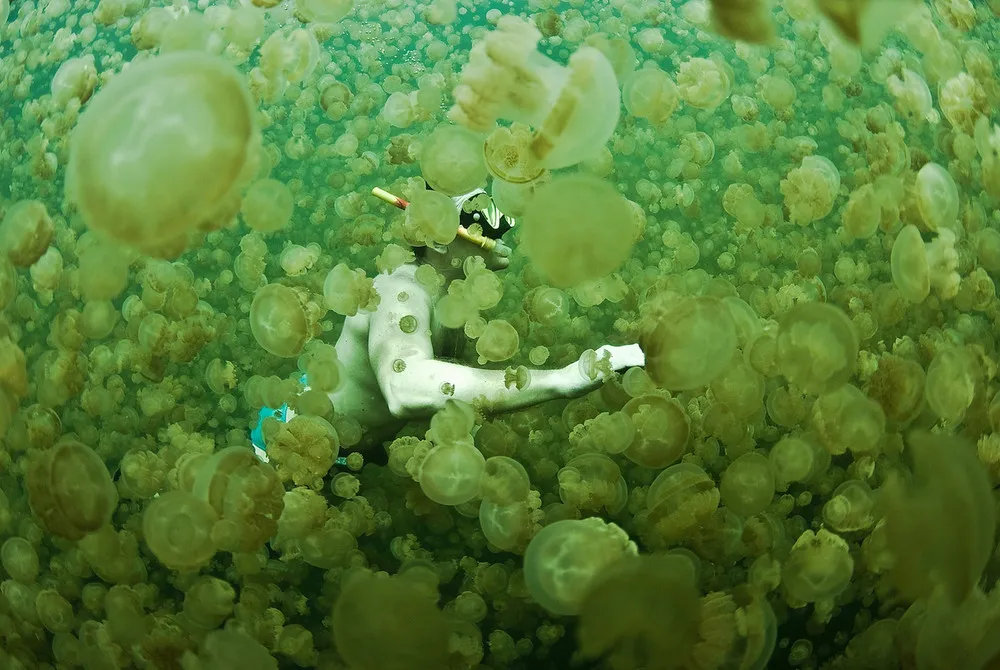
[419,124,488,196]
[720,453,775,517]
[418,441,485,506]
[768,435,830,490]
[576,555,701,669]
[780,155,841,226]
[621,394,690,468]
[51,55,98,106]
[479,498,536,553]
[782,529,854,605]
[333,571,450,670]
[480,456,530,506]
[938,72,988,135]
[813,0,909,51]
[676,55,733,110]
[811,384,886,455]
[823,480,876,532]
[523,518,638,615]
[404,189,458,247]
[520,174,636,288]
[143,490,219,570]
[645,463,720,547]
[483,123,544,184]
[841,183,881,240]
[294,0,352,23]
[191,447,284,553]
[241,179,294,233]
[882,431,994,603]
[583,33,637,83]
[558,453,626,514]
[775,303,858,395]
[475,320,519,364]
[924,346,979,423]
[891,225,960,303]
[381,92,415,129]
[0,200,54,268]
[323,264,379,317]
[709,0,776,44]
[914,162,959,232]
[491,171,551,218]
[66,52,258,256]
[622,67,680,125]
[886,69,933,122]
[279,243,320,277]
[26,440,118,540]
[250,284,312,358]
[449,16,620,170]
[639,293,738,391]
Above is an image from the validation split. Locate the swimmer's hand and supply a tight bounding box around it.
[595,343,645,371]
[577,344,645,383]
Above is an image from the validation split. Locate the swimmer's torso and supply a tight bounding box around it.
[328,264,440,445]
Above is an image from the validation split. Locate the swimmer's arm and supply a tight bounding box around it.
[368,270,644,419]
[385,345,644,418]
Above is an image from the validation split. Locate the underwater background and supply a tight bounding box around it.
[0,0,999,668]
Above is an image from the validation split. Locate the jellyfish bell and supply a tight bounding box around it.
[66,52,259,258]
[449,16,620,171]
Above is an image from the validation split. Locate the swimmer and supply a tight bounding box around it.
[251,182,645,463]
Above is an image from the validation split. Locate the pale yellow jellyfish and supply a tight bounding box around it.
[449,16,620,170]
[66,52,258,256]
[250,284,312,357]
[520,174,636,287]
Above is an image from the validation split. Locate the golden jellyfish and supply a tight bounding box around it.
[241,179,294,233]
[0,200,53,268]
[449,16,620,170]
[890,225,960,303]
[720,453,775,517]
[924,346,979,423]
[576,555,701,670]
[913,162,959,232]
[622,67,680,125]
[333,571,450,670]
[475,319,519,364]
[51,55,98,106]
[709,0,776,44]
[404,188,458,246]
[521,174,636,288]
[418,440,485,506]
[782,528,854,605]
[250,283,312,358]
[882,432,995,603]
[775,302,858,395]
[483,123,544,184]
[419,124,488,196]
[769,435,831,490]
[66,52,258,257]
[780,155,841,226]
[191,447,284,553]
[523,517,638,615]
[644,463,720,547]
[26,440,118,540]
[640,293,738,391]
[294,0,352,23]
[620,394,690,468]
[143,490,219,571]
[479,497,537,553]
[676,55,733,110]
[491,171,551,218]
